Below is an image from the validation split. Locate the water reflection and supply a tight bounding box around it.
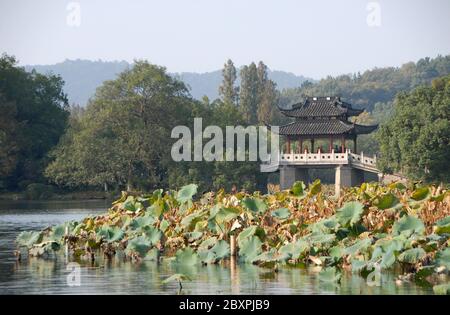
[0,201,434,295]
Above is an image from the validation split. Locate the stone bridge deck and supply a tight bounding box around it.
[260,150,379,173]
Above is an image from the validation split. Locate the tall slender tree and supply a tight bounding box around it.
[239,62,259,124]
[218,59,239,106]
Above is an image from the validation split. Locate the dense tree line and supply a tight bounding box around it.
[45,59,277,193]
[0,54,69,190]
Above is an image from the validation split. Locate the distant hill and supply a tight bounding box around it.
[25,60,311,106]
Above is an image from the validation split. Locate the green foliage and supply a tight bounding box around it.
[0,54,69,189]
[377,75,450,182]
[392,215,425,237]
[335,201,364,227]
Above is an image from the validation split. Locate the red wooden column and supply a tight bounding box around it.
[341,136,345,153]
[299,138,303,153]
[287,137,291,153]
[311,139,315,153]
[329,136,333,152]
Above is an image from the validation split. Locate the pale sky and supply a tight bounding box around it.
[1,0,449,79]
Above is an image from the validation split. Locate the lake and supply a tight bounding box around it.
[0,200,434,295]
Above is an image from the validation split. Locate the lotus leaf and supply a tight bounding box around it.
[435,216,450,235]
[392,215,425,236]
[336,201,364,227]
[241,197,268,214]
[271,208,291,220]
[291,181,306,197]
[239,236,262,263]
[410,186,430,201]
[318,267,341,283]
[176,184,198,204]
[16,231,42,248]
[398,248,426,264]
[435,248,450,270]
[175,247,199,265]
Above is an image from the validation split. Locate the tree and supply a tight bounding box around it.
[0,94,19,181]
[218,59,239,106]
[46,61,194,191]
[0,54,69,189]
[239,63,259,124]
[377,75,450,182]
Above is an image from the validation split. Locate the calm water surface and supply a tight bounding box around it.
[0,200,433,295]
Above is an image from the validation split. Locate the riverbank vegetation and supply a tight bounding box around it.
[15,181,450,293]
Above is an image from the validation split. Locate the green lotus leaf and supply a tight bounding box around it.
[174,247,199,265]
[380,249,396,269]
[160,219,170,232]
[433,284,450,295]
[389,182,407,191]
[306,233,336,246]
[215,207,240,223]
[308,179,322,195]
[237,226,265,247]
[398,248,426,264]
[16,231,43,248]
[336,201,365,227]
[343,238,372,256]
[185,231,203,243]
[435,216,450,235]
[318,267,341,283]
[241,197,268,214]
[278,239,309,260]
[202,240,230,264]
[198,237,218,251]
[96,225,125,243]
[130,213,157,230]
[146,198,166,218]
[351,259,367,273]
[410,187,430,201]
[291,181,306,197]
[123,196,143,212]
[176,184,198,204]
[374,193,399,210]
[255,248,279,263]
[180,211,205,230]
[239,236,262,263]
[392,215,425,237]
[271,207,291,220]
[435,248,450,270]
[125,236,152,257]
[142,226,163,245]
[329,245,344,261]
[308,216,340,234]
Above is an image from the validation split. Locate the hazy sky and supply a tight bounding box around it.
[1,0,449,78]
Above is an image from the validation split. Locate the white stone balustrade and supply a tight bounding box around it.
[261,149,378,173]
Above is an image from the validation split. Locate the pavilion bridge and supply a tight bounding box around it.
[262,96,383,195]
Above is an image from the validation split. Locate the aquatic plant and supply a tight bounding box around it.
[15,181,450,293]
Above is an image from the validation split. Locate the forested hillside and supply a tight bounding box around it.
[26,60,310,105]
[279,55,450,112]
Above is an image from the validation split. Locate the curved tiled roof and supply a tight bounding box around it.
[273,119,378,136]
[279,96,364,118]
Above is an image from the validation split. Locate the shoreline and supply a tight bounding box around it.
[0,190,118,202]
